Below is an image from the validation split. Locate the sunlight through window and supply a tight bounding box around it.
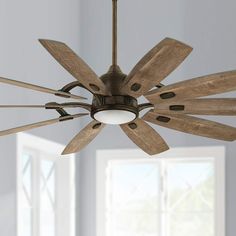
[96,147,225,236]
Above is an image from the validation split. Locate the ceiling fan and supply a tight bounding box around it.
[0,0,236,156]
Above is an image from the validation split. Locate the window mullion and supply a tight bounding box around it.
[55,159,59,236]
[33,152,41,236]
[158,160,163,236]
[160,160,168,236]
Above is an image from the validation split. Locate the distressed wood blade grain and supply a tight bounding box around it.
[154,98,236,115]
[121,38,192,98]
[0,113,88,136]
[62,121,105,155]
[145,70,236,104]
[143,110,236,141]
[39,39,109,95]
[0,77,86,100]
[120,118,169,155]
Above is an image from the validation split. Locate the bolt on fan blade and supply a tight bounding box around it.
[0,77,85,100]
[39,39,109,95]
[0,113,88,136]
[145,70,236,104]
[62,121,105,155]
[120,38,192,98]
[154,98,236,116]
[143,110,236,141]
[120,118,169,155]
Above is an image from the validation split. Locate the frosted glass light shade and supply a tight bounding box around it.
[94,110,136,125]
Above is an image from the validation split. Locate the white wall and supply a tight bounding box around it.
[78,1,236,236]
[0,0,82,235]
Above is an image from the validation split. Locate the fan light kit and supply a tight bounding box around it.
[93,110,136,125]
[0,0,236,156]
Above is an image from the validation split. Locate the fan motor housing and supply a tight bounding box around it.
[91,65,139,121]
[91,94,139,119]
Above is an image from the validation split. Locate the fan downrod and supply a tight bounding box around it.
[90,1,140,125]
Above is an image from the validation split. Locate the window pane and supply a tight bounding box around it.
[106,161,161,236]
[19,209,32,236]
[98,148,224,236]
[22,154,32,203]
[18,134,75,236]
[167,161,214,210]
[40,160,55,236]
[19,153,32,236]
[169,213,214,236]
[166,160,215,236]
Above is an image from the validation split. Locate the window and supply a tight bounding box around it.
[96,147,225,236]
[17,133,75,236]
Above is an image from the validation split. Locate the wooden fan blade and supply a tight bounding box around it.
[145,70,236,104]
[62,121,105,155]
[143,110,236,141]
[0,113,88,136]
[0,105,45,108]
[39,39,109,95]
[0,77,85,100]
[154,98,236,115]
[120,38,192,98]
[0,102,91,111]
[120,118,169,155]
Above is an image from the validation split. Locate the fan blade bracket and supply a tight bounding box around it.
[92,123,103,129]
[156,116,171,123]
[128,122,138,129]
[59,115,74,122]
[57,109,70,118]
[156,83,165,88]
[59,113,89,122]
[160,92,176,100]
[45,102,92,112]
[54,90,87,100]
[54,91,71,98]
[138,103,154,112]
[45,102,71,118]
[57,81,93,95]
[45,102,60,109]
[169,105,185,111]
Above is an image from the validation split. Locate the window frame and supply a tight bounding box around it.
[96,146,225,236]
[16,133,75,236]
